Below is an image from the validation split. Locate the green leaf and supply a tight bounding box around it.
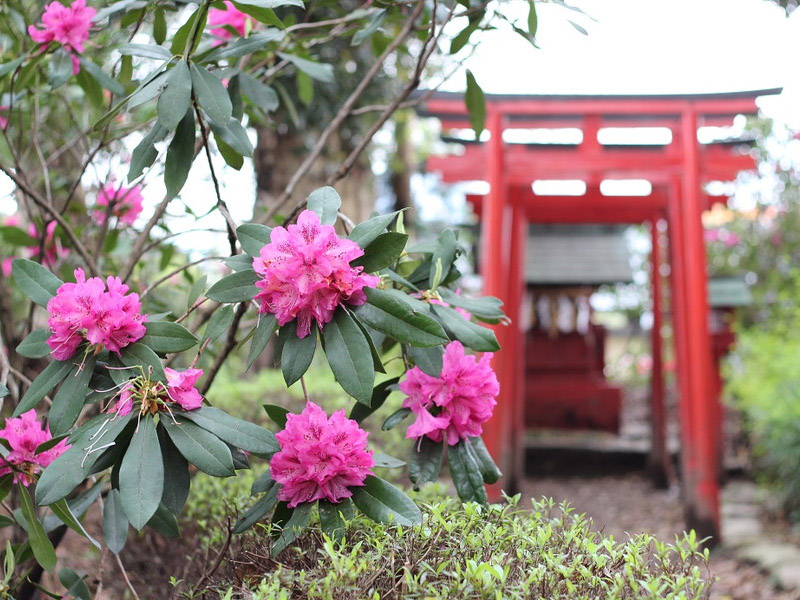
[190,64,232,127]
[437,289,505,323]
[247,314,278,369]
[351,232,408,273]
[0,57,25,78]
[79,58,125,95]
[350,312,386,374]
[159,429,190,516]
[146,503,180,537]
[432,305,499,352]
[162,418,235,477]
[206,270,259,303]
[352,9,387,46]
[170,6,208,55]
[306,186,341,225]
[351,476,421,526]
[164,109,196,197]
[251,470,274,495]
[569,19,588,35]
[348,211,401,249]
[128,122,169,182]
[203,304,235,343]
[373,452,405,468]
[48,48,73,89]
[119,342,167,382]
[50,499,100,549]
[349,376,399,423]
[450,16,481,54]
[408,436,444,487]
[14,359,73,416]
[102,489,128,554]
[187,274,208,310]
[129,70,169,109]
[466,437,502,484]
[180,406,279,456]
[465,70,486,138]
[322,310,374,405]
[237,223,272,257]
[429,229,458,289]
[0,383,8,400]
[224,253,253,271]
[447,440,488,504]
[263,404,289,429]
[407,345,443,377]
[49,355,97,437]
[355,288,447,348]
[280,322,316,387]
[235,0,303,7]
[142,321,198,353]
[205,30,284,61]
[0,225,37,246]
[15,329,51,359]
[119,417,163,530]
[59,566,92,600]
[318,498,353,541]
[239,73,279,112]
[233,483,278,534]
[215,135,244,170]
[118,43,173,60]
[157,60,192,131]
[381,407,411,431]
[154,7,167,44]
[277,52,334,83]
[231,2,284,28]
[527,0,538,38]
[210,118,254,157]
[296,70,313,105]
[271,501,312,556]
[19,486,56,572]
[12,258,63,307]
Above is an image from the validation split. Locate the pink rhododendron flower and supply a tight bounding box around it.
[208,2,256,43]
[93,182,144,226]
[400,341,499,445]
[46,268,147,361]
[28,0,96,75]
[0,106,8,129]
[110,368,204,416]
[253,209,379,338]
[270,402,374,508]
[0,410,70,486]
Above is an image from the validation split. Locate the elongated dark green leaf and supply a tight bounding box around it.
[157,60,192,130]
[280,322,316,387]
[14,359,73,416]
[146,502,180,537]
[373,452,405,468]
[0,57,25,78]
[102,489,128,554]
[59,566,91,600]
[190,64,232,126]
[50,355,96,436]
[0,225,38,246]
[306,186,341,225]
[119,417,163,530]
[12,258,63,306]
[118,43,172,59]
[349,376,399,423]
[48,48,73,89]
[351,232,408,273]
[237,223,272,257]
[128,122,168,182]
[129,70,169,109]
[170,5,208,55]
[180,406,279,455]
[350,312,385,373]
[239,72,279,112]
[465,70,486,138]
[322,310,374,405]
[153,7,167,44]
[527,0,538,37]
[437,289,505,322]
[205,29,284,61]
[408,436,444,487]
[206,270,259,303]
[215,133,244,170]
[236,0,303,7]
[203,304,234,343]
[407,345,443,377]
[119,342,167,382]
[381,407,411,431]
[164,109,196,197]
[271,501,311,556]
[447,440,487,504]
[251,470,274,496]
[50,498,100,548]
[79,58,125,95]
[19,486,56,571]
[351,476,421,526]
[277,52,333,83]
[162,418,235,476]
[0,383,8,399]
[348,210,401,249]
[159,428,190,516]
[210,118,254,156]
[224,253,253,271]
[429,229,458,289]
[466,437,502,484]
[231,2,284,28]
[318,498,354,541]
[247,314,278,369]
[432,305,499,352]
[16,329,51,359]
[233,483,278,534]
[187,275,208,310]
[450,16,481,54]
[356,288,447,348]
[142,321,198,354]
[263,404,289,428]
[352,9,387,45]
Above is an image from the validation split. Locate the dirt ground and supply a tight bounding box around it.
[522,473,800,600]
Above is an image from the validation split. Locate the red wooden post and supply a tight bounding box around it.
[678,109,720,542]
[648,218,669,488]
[480,110,513,498]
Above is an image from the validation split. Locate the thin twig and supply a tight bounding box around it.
[190,520,233,594]
[199,303,247,395]
[140,256,224,298]
[300,376,310,402]
[114,554,141,600]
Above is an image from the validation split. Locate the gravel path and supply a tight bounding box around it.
[521,473,800,600]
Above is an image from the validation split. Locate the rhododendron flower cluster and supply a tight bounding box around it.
[93,182,144,226]
[270,402,374,507]
[253,210,379,338]
[28,0,96,75]
[0,410,70,486]
[110,368,204,416]
[400,341,499,445]
[46,268,147,361]
[208,1,256,43]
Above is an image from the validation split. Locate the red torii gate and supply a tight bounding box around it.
[418,89,781,543]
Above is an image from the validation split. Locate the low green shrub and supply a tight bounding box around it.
[209,495,711,600]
